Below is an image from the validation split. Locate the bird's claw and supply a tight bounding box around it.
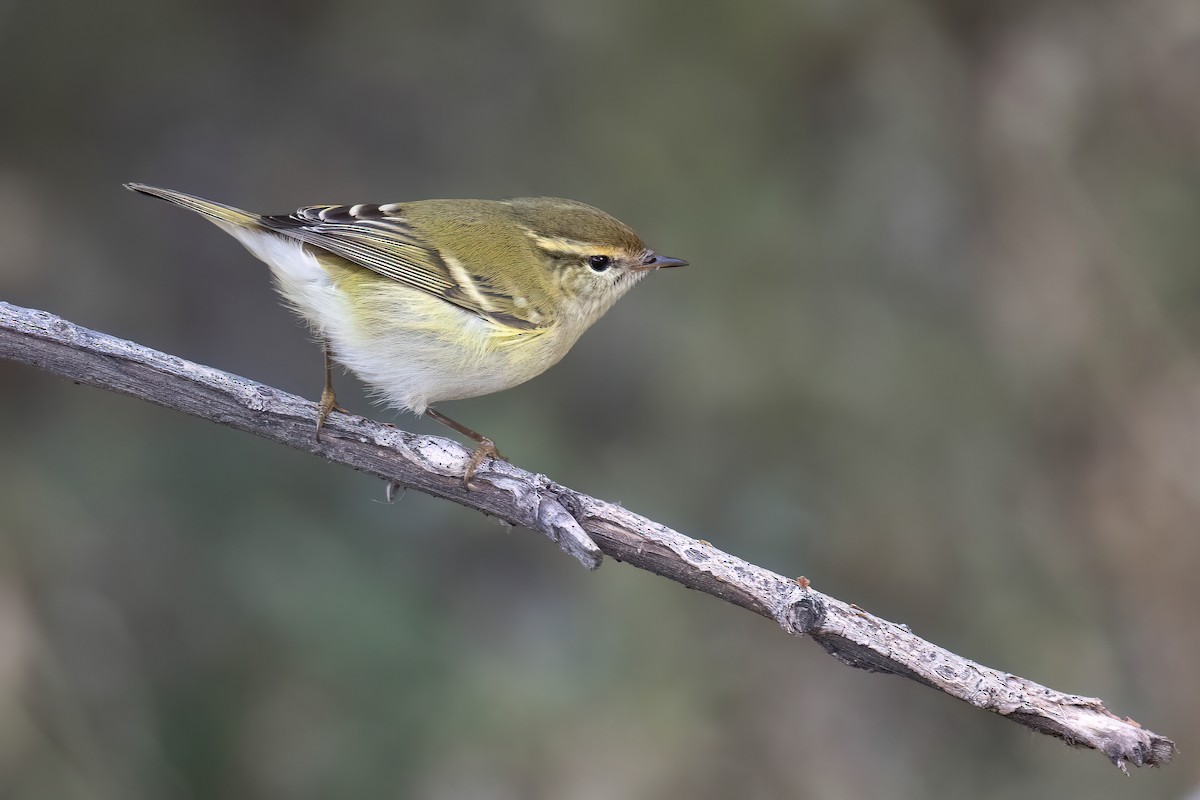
[314,387,348,442]
[462,439,505,489]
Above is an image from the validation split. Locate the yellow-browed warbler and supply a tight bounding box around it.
[125,183,687,485]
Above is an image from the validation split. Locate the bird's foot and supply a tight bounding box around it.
[314,386,348,442]
[462,439,506,489]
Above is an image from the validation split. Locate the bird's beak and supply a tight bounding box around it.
[634,252,689,271]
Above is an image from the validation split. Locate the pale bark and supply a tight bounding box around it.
[0,300,1175,771]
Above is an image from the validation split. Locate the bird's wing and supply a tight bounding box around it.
[259,203,543,331]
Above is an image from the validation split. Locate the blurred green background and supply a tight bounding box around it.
[2,0,1198,797]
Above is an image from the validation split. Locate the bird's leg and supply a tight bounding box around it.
[315,340,347,441]
[425,407,506,489]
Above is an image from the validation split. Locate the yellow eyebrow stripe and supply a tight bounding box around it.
[521,229,621,258]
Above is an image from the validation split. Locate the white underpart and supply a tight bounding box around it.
[222,224,343,326]
[220,224,573,415]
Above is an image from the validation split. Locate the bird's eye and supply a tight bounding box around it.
[588,255,612,272]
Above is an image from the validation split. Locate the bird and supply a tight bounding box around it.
[125,183,687,486]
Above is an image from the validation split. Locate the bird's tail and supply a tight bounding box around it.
[124,183,261,229]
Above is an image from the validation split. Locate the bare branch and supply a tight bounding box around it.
[0,300,1175,771]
